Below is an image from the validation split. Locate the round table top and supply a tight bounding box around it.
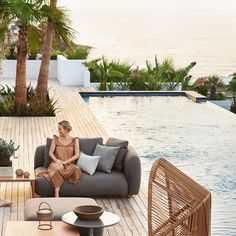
[62,211,120,229]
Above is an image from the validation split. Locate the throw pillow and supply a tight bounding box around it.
[76,151,100,175]
[93,144,120,173]
[105,137,128,148]
[105,137,129,171]
[79,137,103,155]
[44,138,52,168]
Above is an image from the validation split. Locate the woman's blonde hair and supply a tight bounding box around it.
[58,120,72,132]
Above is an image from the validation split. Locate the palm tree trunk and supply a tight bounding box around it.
[36,0,57,102]
[0,42,3,75]
[210,86,216,100]
[14,24,28,113]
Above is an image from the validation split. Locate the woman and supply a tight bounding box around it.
[40,120,81,197]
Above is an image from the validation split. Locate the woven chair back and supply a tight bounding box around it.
[148,158,211,236]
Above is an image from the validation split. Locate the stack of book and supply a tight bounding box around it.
[0,167,13,177]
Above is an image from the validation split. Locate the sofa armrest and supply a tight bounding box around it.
[34,145,45,169]
[123,145,141,195]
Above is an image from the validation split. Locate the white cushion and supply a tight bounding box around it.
[76,151,100,175]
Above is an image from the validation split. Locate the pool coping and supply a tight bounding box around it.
[79,90,207,103]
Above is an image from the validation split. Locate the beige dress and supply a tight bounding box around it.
[41,135,82,188]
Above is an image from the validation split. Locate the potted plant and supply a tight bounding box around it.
[0,138,19,166]
[229,73,236,114]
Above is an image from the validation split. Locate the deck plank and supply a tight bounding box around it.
[0,79,148,236]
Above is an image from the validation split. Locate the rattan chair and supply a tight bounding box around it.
[148,158,211,236]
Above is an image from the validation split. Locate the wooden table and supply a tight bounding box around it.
[0,169,36,198]
[5,221,80,236]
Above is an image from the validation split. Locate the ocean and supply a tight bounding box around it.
[58,0,236,77]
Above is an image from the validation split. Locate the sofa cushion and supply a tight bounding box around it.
[44,138,52,168]
[79,137,103,155]
[105,137,129,171]
[76,151,100,175]
[61,171,128,197]
[35,171,129,197]
[93,144,119,173]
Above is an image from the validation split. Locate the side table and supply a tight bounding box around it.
[62,211,120,236]
[0,168,36,198]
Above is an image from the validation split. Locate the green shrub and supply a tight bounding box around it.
[128,76,146,90]
[194,85,208,96]
[50,50,61,60]
[0,84,59,116]
[5,47,17,59]
[66,47,90,60]
[108,61,133,82]
[214,92,226,100]
[28,52,38,60]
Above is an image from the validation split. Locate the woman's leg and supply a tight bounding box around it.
[48,163,64,197]
[55,187,60,197]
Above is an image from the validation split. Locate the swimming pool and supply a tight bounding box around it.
[85,95,236,236]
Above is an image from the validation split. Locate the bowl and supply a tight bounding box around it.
[73,205,104,220]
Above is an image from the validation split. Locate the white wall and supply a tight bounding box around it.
[57,55,90,86]
[1,60,57,80]
[0,57,90,87]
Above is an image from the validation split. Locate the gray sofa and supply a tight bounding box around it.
[34,137,141,197]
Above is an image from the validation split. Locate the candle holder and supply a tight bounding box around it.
[37,202,54,230]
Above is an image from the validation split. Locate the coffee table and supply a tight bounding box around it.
[0,168,36,198]
[62,211,120,236]
[5,221,80,236]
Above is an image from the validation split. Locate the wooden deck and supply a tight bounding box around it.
[0,79,148,236]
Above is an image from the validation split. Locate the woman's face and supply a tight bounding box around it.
[58,124,68,137]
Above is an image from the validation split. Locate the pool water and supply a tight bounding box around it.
[85,96,236,236]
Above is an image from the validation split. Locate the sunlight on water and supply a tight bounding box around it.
[58,0,236,77]
[85,96,236,235]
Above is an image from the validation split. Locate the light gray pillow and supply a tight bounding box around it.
[93,144,120,173]
[76,151,100,175]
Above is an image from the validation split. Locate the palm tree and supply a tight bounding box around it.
[0,0,42,113]
[0,19,10,75]
[36,0,76,102]
[206,75,224,100]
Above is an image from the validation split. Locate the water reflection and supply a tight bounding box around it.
[86,96,236,236]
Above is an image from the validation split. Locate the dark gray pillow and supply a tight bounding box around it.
[93,144,120,173]
[106,137,128,148]
[79,137,103,155]
[44,138,52,168]
[105,137,129,171]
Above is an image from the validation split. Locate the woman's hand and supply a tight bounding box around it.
[55,160,64,169]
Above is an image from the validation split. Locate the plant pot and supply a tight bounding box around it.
[0,156,12,166]
[230,104,236,114]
